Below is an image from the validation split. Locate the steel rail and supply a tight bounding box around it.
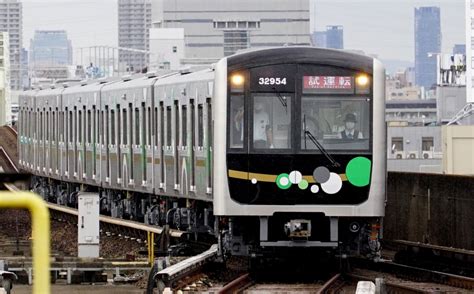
[0,146,19,173]
[154,244,218,291]
[317,273,345,294]
[351,257,474,290]
[218,273,254,294]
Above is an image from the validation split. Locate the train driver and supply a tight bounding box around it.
[338,113,363,139]
[253,102,274,148]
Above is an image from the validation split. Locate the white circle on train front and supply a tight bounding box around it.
[289,170,302,184]
[251,178,257,184]
[321,173,342,194]
[279,176,289,186]
[310,185,319,193]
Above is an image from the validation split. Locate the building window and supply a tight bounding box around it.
[172,46,177,53]
[223,30,249,56]
[391,137,403,152]
[422,137,434,151]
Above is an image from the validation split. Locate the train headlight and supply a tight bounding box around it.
[230,74,245,92]
[355,74,370,94]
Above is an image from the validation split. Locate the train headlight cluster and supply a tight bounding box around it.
[230,74,245,92]
[355,74,370,94]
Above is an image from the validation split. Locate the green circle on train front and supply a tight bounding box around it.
[298,179,309,190]
[346,157,372,187]
[276,173,292,190]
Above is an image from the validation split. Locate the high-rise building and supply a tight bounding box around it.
[29,30,72,67]
[0,0,22,90]
[325,25,343,49]
[453,44,465,55]
[153,0,310,61]
[311,31,327,47]
[414,7,441,90]
[0,32,10,124]
[118,0,152,72]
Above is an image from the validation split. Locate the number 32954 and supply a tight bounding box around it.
[258,77,287,85]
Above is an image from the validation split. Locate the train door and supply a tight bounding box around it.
[143,84,154,193]
[152,85,165,193]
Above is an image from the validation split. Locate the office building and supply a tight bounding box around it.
[29,30,72,67]
[325,25,343,49]
[0,32,10,124]
[311,31,327,47]
[118,0,152,72]
[453,44,465,55]
[153,0,311,60]
[0,0,22,90]
[414,7,441,89]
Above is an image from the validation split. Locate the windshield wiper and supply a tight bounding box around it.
[272,87,288,113]
[303,115,340,168]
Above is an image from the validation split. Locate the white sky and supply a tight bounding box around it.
[22,0,465,63]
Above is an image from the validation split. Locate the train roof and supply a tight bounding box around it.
[153,68,214,87]
[226,46,374,73]
[62,77,120,95]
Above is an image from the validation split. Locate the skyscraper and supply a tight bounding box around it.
[0,0,22,90]
[326,25,343,49]
[29,30,72,67]
[415,7,441,89]
[118,0,152,72]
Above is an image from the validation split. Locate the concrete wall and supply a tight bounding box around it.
[442,125,474,175]
[385,172,474,250]
[436,86,471,124]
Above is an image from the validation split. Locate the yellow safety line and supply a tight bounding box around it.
[228,169,348,183]
[0,191,50,294]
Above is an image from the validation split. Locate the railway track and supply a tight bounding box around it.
[3,183,184,242]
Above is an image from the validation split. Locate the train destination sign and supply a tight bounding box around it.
[302,76,354,94]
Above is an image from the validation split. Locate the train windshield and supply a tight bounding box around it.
[301,97,370,151]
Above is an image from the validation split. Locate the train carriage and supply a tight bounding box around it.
[213,47,386,256]
[152,69,214,202]
[20,47,386,259]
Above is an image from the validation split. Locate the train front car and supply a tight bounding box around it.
[213,47,386,259]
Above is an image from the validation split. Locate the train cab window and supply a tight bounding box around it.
[301,97,370,151]
[230,95,244,148]
[252,95,292,150]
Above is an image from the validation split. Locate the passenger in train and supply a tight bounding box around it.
[253,102,274,148]
[338,113,363,139]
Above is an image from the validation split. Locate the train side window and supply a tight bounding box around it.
[129,104,133,146]
[87,110,92,144]
[39,111,43,141]
[181,104,187,146]
[78,109,82,143]
[111,109,115,145]
[154,106,159,146]
[166,106,172,146]
[230,95,244,148]
[52,110,56,142]
[135,107,140,145]
[198,104,203,147]
[100,110,104,145]
[116,105,121,145]
[207,99,212,146]
[141,103,146,146]
[123,108,127,145]
[92,107,96,144]
[46,110,50,142]
[105,106,109,146]
[148,107,152,146]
